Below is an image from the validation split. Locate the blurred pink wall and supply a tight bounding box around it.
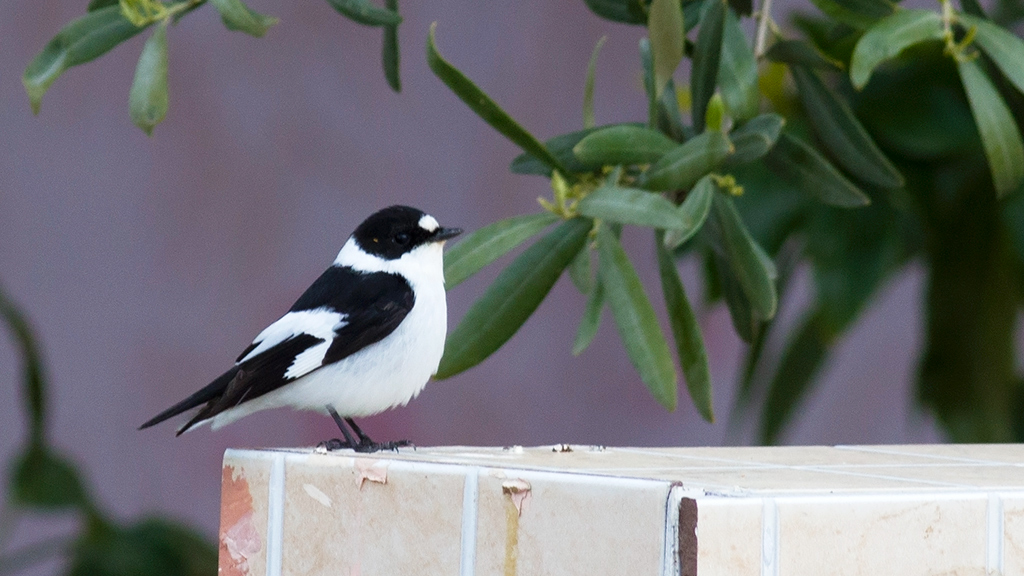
[1,0,941,553]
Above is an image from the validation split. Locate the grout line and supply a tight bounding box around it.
[988,493,1004,574]
[266,453,285,576]
[460,467,480,576]
[761,498,779,576]
[662,485,686,576]
[836,445,1024,467]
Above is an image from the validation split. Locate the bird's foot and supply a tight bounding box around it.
[316,438,354,452]
[353,439,413,453]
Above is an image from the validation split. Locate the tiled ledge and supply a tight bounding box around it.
[218,444,1024,576]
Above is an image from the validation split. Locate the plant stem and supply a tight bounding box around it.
[755,0,773,57]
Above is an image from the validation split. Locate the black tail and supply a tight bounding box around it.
[139,366,240,433]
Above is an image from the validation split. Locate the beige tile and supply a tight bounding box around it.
[1004,495,1024,575]
[622,446,951,468]
[473,469,670,576]
[642,466,950,494]
[279,454,465,576]
[693,498,762,576]
[851,444,1024,464]
[778,495,988,575]
[840,465,1024,489]
[220,450,273,576]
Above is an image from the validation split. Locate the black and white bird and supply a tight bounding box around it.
[140,205,462,452]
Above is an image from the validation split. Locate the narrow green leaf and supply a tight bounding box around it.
[87,0,118,11]
[583,0,647,24]
[568,244,593,294]
[0,283,47,446]
[711,194,777,320]
[959,0,985,17]
[579,185,691,230]
[791,65,904,188]
[960,14,1024,97]
[808,0,895,29]
[691,0,726,132]
[849,9,943,89]
[657,78,687,141]
[683,0,708,33]
[765,39,844,70]
[583,36,607,128]
[573,272,605,355]
[210,0,278,37]
[510,127,603,176]
[11,447,89,511]
[382,0,400,92]
[640,38,658,128]
[129,21,169,136]
[437,218,591,378]
[712,250,760,342]
[324,0,401,26]
[428,23,572,178]
[726,113,785,165]
[958,58,1024,197]
[664,174,715,249]
[765,132,870,207]
[638,131,733,191]
[759,311,830,444]
[649,0,685,97]
[718,7,759,121]
[23,6,146,114]
[597,225,678,410]
[443,212,560,288]
[573,125,679,166]
[655,230,713,421]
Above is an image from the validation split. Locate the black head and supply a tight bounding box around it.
[351,205,462,260]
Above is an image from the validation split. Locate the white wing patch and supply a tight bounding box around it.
[285,340,332,379]
[238,307,347,365]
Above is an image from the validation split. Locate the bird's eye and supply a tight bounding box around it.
[394,233,411,245]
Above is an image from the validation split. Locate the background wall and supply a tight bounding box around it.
[1,0,941,553]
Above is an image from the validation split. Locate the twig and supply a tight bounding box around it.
[755,0,773,58]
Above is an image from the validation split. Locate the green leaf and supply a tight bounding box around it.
[0,283,47,445]
[960,14,1024,97]
[437,218,591,378]
[808,0,895,29]
[10,446,89,511]
[664,174,715,249]
[129,22,169,136]
[958,58,1024,197]
[637,131,733,191]
[791,65,904,188]
[849,9,943,89]
[444,212,559,288]
[597,225,678,410]
[718,7,759,121]
[959,0,985,17]
[210,0,278,37]
[765,39,844,70]
[711,250,760,342]
[23,6,146,114]
[382,0,400,92]
[579,184,694,231]
[324,0,401,26]
[583,0,647,25]
[759,311,830,444]
[691,0,726,132]
[710,194,777,320]
[428,23,572,178]
[87,0,118,11]
[640,38,658,128]
[765,132,870,207]
[573,271,605,355]
[69,517,217,576]
[510,126,605,176]
[649,0,685,97]
[726,113,785,165]
[655,230,713,421]
[573,125,679,166]
[568,244,593,294]
[583,36,607,128]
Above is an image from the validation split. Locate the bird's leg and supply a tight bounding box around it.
[317,406,359,451]
[344,417,413,453]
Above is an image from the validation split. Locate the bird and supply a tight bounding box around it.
[140,205,462,452]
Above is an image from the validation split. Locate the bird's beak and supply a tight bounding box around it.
[433,227,463,242]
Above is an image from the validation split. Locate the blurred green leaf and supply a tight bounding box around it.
[640,38,658,128]
[808,0,895,29]
[510,126,608,176]
[657,78,687,141]
[437,218,591,378]
[649,0,684,97]
[597,225,678,410]
[960,14,1024,97]
[710,193,777,320]
[579,184,696,231]
[583,36,606,128]
[87,0,118,11]
[129,22,169,136]
[638,131,733,191]
[23,6,146,114]
[428,24,572,178]
[69,517,216,576]
[691,0,726,132]
[958,58,1024,197]
[726,113,785,165]
[382,0,400,92]
[573,124,678,166]
[444,212,559,288]
[765,39,844,70]
[0,284,47,446]
[959,0,985,17]
[765,132,870,207]
[324,0,401,26]
[568,244,593,294]
[712,250,761,342]
[583,0,647,24]
[849,9,943,89]
[664,174,715,249]
[573,271,605,355]
[727,0,752,16]
[718,7,758,121]
[10,446,89,511]
[759,311,830,444]
[791,65,904,188]
[210,0,278,37]
[656,230,713,421]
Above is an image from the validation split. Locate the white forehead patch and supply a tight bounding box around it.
[418,214,439,232]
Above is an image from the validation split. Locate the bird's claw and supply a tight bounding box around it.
[316,438,413,453]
